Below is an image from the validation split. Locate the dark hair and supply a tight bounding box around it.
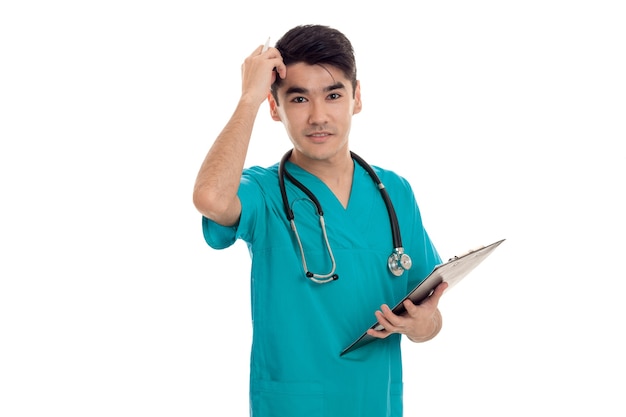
[270,25,358,103]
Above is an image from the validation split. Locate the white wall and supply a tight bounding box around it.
[1,1,624,416]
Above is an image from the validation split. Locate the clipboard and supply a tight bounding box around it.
[340,239,505,356]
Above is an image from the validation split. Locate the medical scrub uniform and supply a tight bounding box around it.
[202,159,441,417]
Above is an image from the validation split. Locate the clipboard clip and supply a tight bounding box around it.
[448,245,486,262]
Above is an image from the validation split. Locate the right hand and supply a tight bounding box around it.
[240,43,287,105]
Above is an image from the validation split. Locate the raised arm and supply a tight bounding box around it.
[192,42,286,226]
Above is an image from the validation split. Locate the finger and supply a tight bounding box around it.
[366,327,390,339]
[402,298,419,316]
[378,304,404,329]
[428,282,448,304]
[368,313,393,339]
[262,51,287,80]
[249,44,265,57]
[252,46,287,80]
[274,61,287,79]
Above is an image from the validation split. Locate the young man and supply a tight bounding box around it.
[193,24,447,416]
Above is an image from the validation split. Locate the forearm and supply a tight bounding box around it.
[193,97,261,224]
[407,309,442,343]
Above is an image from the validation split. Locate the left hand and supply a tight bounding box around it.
[367,281,448,342]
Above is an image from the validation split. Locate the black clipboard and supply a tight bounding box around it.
[340,239,505,356]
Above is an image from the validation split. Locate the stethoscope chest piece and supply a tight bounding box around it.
[388,248,412,277]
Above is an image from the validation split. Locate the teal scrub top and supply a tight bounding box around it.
[202,159,441,417]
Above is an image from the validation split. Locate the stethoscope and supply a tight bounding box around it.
[278,149,412,284]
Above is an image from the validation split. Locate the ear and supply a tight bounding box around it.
[352,80,362,115]
[268,93,281,121]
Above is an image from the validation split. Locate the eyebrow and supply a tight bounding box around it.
[284,81,346,96]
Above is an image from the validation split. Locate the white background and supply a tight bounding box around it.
[1,1,625,416]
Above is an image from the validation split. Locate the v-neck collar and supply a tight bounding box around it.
[283,159,362,212]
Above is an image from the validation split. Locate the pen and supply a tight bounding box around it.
[262,37,270,52]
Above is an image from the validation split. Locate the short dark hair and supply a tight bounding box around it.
[270,25,358,103]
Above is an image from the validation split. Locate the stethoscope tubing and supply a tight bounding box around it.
[349,152,403,250]
[279,148,411,281]
[278,149,404,253]
[279,151,325,219]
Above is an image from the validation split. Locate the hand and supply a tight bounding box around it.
[367,281,448,342]
[239,43,287,106]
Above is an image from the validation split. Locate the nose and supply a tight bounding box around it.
[308,100,328,125]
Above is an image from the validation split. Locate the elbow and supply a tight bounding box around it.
[193,187,220,219]
[192,185,236,223]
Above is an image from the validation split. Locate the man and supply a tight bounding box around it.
[193,24,447,417]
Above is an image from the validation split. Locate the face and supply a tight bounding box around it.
[268,62,362,164]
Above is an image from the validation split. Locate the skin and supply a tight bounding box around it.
[193,41,446,343]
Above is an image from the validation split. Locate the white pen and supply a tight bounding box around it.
[262,37,270,52]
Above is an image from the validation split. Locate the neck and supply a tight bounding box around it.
[289,148,353,181]
[286,148,354,208]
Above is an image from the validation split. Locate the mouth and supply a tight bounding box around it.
[306,131,332,142]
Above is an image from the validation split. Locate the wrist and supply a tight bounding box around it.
[408,310,442,343]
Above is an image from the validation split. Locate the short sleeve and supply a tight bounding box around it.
[201,216,237,249]
[200,167,268,249]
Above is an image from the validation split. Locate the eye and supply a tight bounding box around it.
[291,96,308,103]
[328,92,341,100]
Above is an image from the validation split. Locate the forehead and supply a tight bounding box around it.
[278,62,350,93]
